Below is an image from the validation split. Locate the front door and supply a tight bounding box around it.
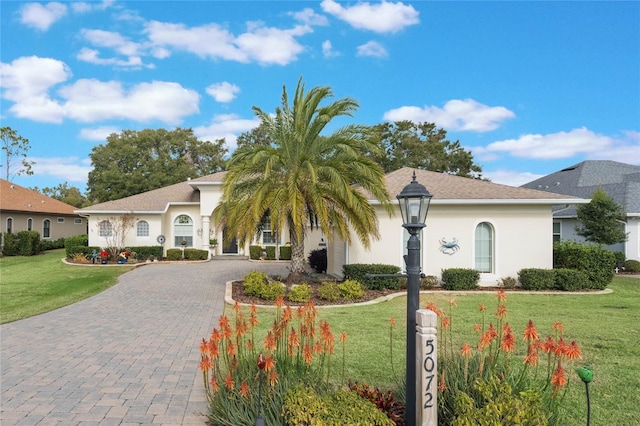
[222,227,238,254]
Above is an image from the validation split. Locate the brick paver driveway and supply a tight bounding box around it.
[1,260,290,425]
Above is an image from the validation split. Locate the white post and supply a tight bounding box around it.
[416,309,438,426]
[202,216,211,256]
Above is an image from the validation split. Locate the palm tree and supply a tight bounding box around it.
[214,78,393,281]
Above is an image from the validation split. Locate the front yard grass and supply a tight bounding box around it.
[0,249,134,324]
[235,275,639,425]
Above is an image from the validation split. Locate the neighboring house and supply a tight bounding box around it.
[521,160,640,262]
[77,168,585,286]
[0,179,87,245]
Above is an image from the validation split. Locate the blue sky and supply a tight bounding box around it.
[1,0,639,193]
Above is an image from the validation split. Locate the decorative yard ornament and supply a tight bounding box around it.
[156,234,166,245]
[574,364,593,426]
[439,237,460,255]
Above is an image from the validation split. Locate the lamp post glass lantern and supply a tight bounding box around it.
[397,171,432,425]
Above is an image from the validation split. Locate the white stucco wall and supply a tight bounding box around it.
[330,203,554,285]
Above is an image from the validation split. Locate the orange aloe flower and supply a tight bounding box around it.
[339,331,347,344]
[224,373,235,391]
[288,328,300,349]
[449,298,457,307]
[495,289,506,302]
[523,320,539,342]
[473,323,481,333]
[566,341,582,361]
[240,381,250,398]
[438,374,447,391]
[553,321,564,335]
[495,303,508,320]
[542,336,556,354]
[199,355,212,371]
[233,301,241,312]
[269,369,279,387]
[200,338,208,354]
[551,360,567,393]
[264,330,276,351]
[282,305,293,323]
[211,377,219,392]
[461,343,472,357]
[226,341,236,356]
[478,304,487,312]
[442,316,451,328]
[487,323,499,339]
[425,301,439,314]
[314,341,323,355]
[500,324,516,352]
[554,337,567,357]
[263,355,275,372]
[210,328,221,343]
[303,344,313,365]
[275,296,285,309]
[208,340,219,359]
[389,317,397,327]
[249,303,258,315]
[524,345,539,366]
[247,339,253,351]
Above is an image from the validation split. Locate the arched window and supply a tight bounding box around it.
[99,220,112,237]
[475,222,494,273]
[43,219,51,238]
[27,218,33,231]
[174,215,193,247]
[137,220,149,237]
[6,217,13,234]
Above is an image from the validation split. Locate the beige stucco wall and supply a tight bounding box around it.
[2,212,86,240]
[330,203,554,286]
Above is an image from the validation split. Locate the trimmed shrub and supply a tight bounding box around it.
[126,246,163,260]
[260,281,286,300]
[624,259,640,273]
[279,245,292,260]
[308,248,327,273]
[183,248,208,260]
[554,268,587,291]
[613,251,626,266]
[166,248,182,261]
[441,268,480,290]
[499,276,518,289]
[554,240,615,289]
[249,245,262,260]
[288,284,312,303]
[41,237,65,251]
[421,275,439,289]
[2,233,19,256]
[343,264,402,290]
[518,268,556,290]
[338,279,365,300]
[17,231,41,256]
[265,246,276,260]
[318,281,340,302]
[243,271,269,296]
[64,234,88,258]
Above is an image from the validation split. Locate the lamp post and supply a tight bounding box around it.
[397,171,432,425]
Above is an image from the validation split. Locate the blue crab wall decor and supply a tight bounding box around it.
[439,237,460,255]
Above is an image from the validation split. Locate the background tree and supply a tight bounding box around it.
[369,121,483,178]
[32,182,87,208]
[87,128,227,203]
[235,122,271,149]
[1,126,36,181]
[214,78,393,281]
[575,187,628,245]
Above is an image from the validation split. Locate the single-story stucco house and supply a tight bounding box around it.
[1,179,87,246]
[76,167,586,286]
[521,160,640,262]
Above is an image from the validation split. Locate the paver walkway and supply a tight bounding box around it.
[1,260,291,425]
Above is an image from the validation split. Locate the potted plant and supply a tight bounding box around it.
[209,238,218,247]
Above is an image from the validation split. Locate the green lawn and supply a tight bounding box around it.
[240,276,640,425]
[0,249,134,324]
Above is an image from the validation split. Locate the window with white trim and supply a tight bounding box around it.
[553,222,561,242]
[137,220,149,237]
[43,219,51,238]
[174,215,193,247]
[74,218,82,225]
[57,217,65,223]
[6,217,13,234]
[475,222,494,273]
[27,218,33,231]
[99,220,113,237]
[261,215,276,245]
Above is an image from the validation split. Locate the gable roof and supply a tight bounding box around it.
[382,168,583,205]
[0,179,78,215]
[521,160,640,216]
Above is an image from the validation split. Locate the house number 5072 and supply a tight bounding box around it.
[423,339,435,408]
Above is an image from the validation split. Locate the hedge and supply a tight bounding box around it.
[1,231,41,256]
[554,268,587,291]
[518,268,556,290]
[249,245,262,260]
[64,234,89,258]
[166,248,183,261]
[183,248,209,260]
[125,246,163,260]
[265,246,276,260]
[342,263,402,290]
[441,268,480,290]
[279,245,292,260]
[553,240,615,290]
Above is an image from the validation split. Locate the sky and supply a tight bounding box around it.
[1,0,639,194]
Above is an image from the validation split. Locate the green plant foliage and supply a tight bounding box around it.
[338,279,365,300]
[499,276,518,289]
[624,259,640,273]
[126,246,163,260]
[288,284,312,303]
[265,246,276,260]
[318,282,340,302]
[518,268,556,290]
[68,246,101,260]
[1,233,19,256]
[40,237,65,251]
[441,268,480,290]
[166,248,182,261]
[260,282,286,301]
[308,248,327,273]
[243,271,269,296]
[279,246,292,260]
[575,187,628,245]
[281,386,393,426]
[343,264,402,290]
[348,381,404,425]
[249,245,262,260]
[64,234,88,258]
[421,275,440,289]
[612,251,626,265]
[184,248,209,260]
[17,231,41,256]
[452,375,548,426]
[554,268,587,291]
[553,240,615,289]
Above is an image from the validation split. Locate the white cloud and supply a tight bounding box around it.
[586,130,640,165]
[76,48,148,68]
[322,40,340,58]
[486,127,613,160]
[31,157,92,184]
[291,8,329,26]
[59,79,200,124]
[206,82,240,103]
[78,126,121,141]
[484,169,544,187]
[144,20,309,66]
[81,29,142,56]
[20,2,67,31]
[0,56,71,123]
[384,99,515,132]
[194,114,261,151]
[321,0,419,33]
[357,41,387,57]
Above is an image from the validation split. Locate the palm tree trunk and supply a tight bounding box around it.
[288,228,306,282]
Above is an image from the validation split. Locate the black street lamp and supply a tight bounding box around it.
[397,171,432,425]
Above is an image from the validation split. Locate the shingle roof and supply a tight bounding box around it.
[521,160,640,215]
[0,179,78,215]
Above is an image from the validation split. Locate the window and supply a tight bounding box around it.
[57,217,65,223]
[553,222,561,242]
[174,215,193,247]
[137,220,150,237]
[99,220,113,237]
[261,215,276,245]
[27,218,33,231]
[475,222,494,273]
[6,217,13,234]
[74,218,82,225]
[43,219,51,238]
